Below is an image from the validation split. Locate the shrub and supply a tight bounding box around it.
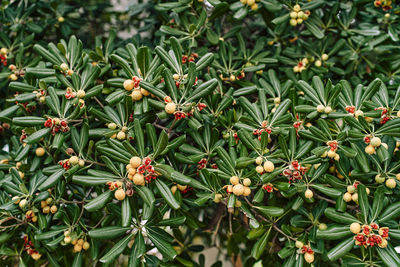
[1,0,400,266]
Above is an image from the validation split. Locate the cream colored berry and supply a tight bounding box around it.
[334,153,340,161]
[365,145,375,154]
[165,102,176,114]
[233,184,244,196]
[117,131,126,140]
[50,205,58,213]
[322,54,329,61]
[293,4,301,12]
[115,189,126,200]
[173,74,180,80]
[60,63,68,71]
[130,156,141,168]
[171,185,177,194]
[370,137,381,147]
[295,240,304,248]
[69,156,79,165]
[304,253,314,263]
[347,185,355,193]
[133,173,145,186]
[19,199,27,208]
[350,222,361,234]
[230,176,239,185]
[381,143,388,149]
[263,160,274,172]
[108,123,117,130]
[315,60,322,67]
[177,184,187,191]
[83,241,90,250]
[343,192,352,202]
[255,156,263,165]
[124,79,135,91]
[327,150,336,158]
[355,110,364,118]
[386,178,396,189]
[324,106,332,114]
[64,236,71,243]
[290,11,298,18]
[304,189,313,199]
[214,193,222,203]
[36,147,45,157]
[396,173,400,181]
[140,88,150,96]
[243,186,251,196]
[243,178,251,187]
[131,90,143,101]
[316,104,325,112]
[256,165,264,174]
[290,19,297,26]
[352,193,358,202]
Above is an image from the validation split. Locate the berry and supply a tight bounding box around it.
[230,176,239,185]
[293,4,301,12]
[67,69,74,76]
[365,145,375,154]
[295,241,304,248]
[296,18,303,24]
[171,185,177,194]
[327,150,336,158]
[69,156,79,165]
[375,174,385,184]
[316,104,325,112]
[290,19,297,26]
[304,189,313,199]
[173,73,179,80]
[347,185,355,193]
[370,137,381,147]
[133,173,145,186]
[352,193,358,202]
[130,156,141,168]
[165,102,176,114]
[78,159,85,167]
[115,189,126,200]
[355,110,364,118]
[9,74,17,80]
[214,193,223,203]
[77,90,85,98]
[124,79,135,91]
[386,178,396,189]
[319,223,327,230]
[255,156,263,165]
[108,123,117,130]
[315,60,322,67]
[304,253,314,263]
[177,184,187,191]
[60,63,68,71]
[396,173,400,181]
[381,143,388,149]
[131,90,143,101]
[324,106,332,114]
[83,241,90,250]
[263,160,274,172]
[321,54,329,61]
[141,88,150,96]
[58,16,65,23]
[50,205,58,213]
[233,184,244,196]
[290,12,298,18]
[74,244,82,252]
[256,165,264,174]
[19,199,27,208]
[36,147,45,157]
[64,236,71,243]
[243,186,251,196]
[350,222,361,234]
[117,131,126,140]
[243,178,251,187]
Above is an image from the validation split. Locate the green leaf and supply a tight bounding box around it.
[84,191,113,212]
[89,226,131,239]
[99,233,134,263]
[155,179,180,210]
[251,228,271,259]
[327,237,354,261]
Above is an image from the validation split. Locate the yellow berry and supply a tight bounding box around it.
[124,79,135,91]
[130,156,141,168]
[321,54,329,61]
[115,189,126,201]
[35,147,45,157]
[304,189,313,199]
[316,104,325,112]
[263,160,274,172]
[165,102,176,114]
[243,178,251,187]
[304,253,314,263]
[233,184,244,196]
[350,222,361,234]
[133,173,145,186]
[386,178,396,189]
[365,145,375,154]
[131,90,143,101]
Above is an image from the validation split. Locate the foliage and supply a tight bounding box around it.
[1,0,400,266]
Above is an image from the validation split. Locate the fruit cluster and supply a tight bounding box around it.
[60,63,74,76]
[44,118,70,134]
[296,241,314,263]
[40,197,57,214]
[343,182,370,203]
[63,230,90,253]
[350,222,389,248]
[126,156,158,186]
[282,160,307,183]
[289,4,310,26]
[239,0,259,11]
[23,235,42,261]
[58,155,84,170]
[255,156,275,174]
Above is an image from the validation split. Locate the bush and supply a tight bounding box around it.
[1,0,400,266]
